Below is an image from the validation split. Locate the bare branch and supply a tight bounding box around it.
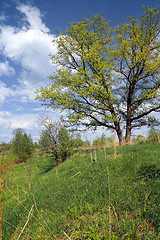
[131,105,160,121]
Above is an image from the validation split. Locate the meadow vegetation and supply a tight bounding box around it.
[1,140,160,239]
[1,6,160,239]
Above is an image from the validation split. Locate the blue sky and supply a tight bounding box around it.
[0,0,159,143]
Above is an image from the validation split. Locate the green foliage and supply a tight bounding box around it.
[58,126,73,162]
[92,139,101,146]
[11,128,34,161]
[39,119,73,164]
[72,137,84,148]
[92,133,113,146]
[82,139,91,147]
[148,130,160,143]
[0,142,11,153]
[36,7,160,145]
[2,142,160,239]
[132,135,147,144]
[71,133,91,148]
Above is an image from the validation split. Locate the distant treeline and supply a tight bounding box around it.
[0,120,160,167]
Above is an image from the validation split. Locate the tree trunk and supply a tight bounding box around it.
[114,122,124,145]
[117,130,124,145]
[125,82,133,144]
[52,147,60,165]
[125,120,132,144]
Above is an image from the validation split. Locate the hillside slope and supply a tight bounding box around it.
[2,143,160,239]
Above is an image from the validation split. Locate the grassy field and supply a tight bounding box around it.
[1,142,160,239]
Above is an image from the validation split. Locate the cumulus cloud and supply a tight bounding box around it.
[0,111,40,142]
[0,25,55,72]
[0,109,62,142]
[16,4,49,32]
[0,61,15,76]
[0,81,14,105]
[0,4,60,143]
[0,4,57,102]
[0,111,38,129]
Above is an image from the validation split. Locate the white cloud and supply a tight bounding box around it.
[0,4,61,143]
[0,111,39,129]
[0,81,14,105]
[0,61,15,76]
[16,4,49,32]
[0,4,57,103]
[0,109,61,143]
[0,111,40,142]
[0,111,12,117]
[10,115,38,129]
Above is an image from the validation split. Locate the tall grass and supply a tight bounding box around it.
[1,142,160,239]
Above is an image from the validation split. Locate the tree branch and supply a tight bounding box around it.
[131,105,160,121]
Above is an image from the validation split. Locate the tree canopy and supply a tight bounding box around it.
[36,7,160,145]
[39,119,73,164]
[12,128,34,161]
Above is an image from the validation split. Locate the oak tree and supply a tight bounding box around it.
[36,7,160,145]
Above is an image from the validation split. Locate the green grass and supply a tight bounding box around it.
[2,142,160,239]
